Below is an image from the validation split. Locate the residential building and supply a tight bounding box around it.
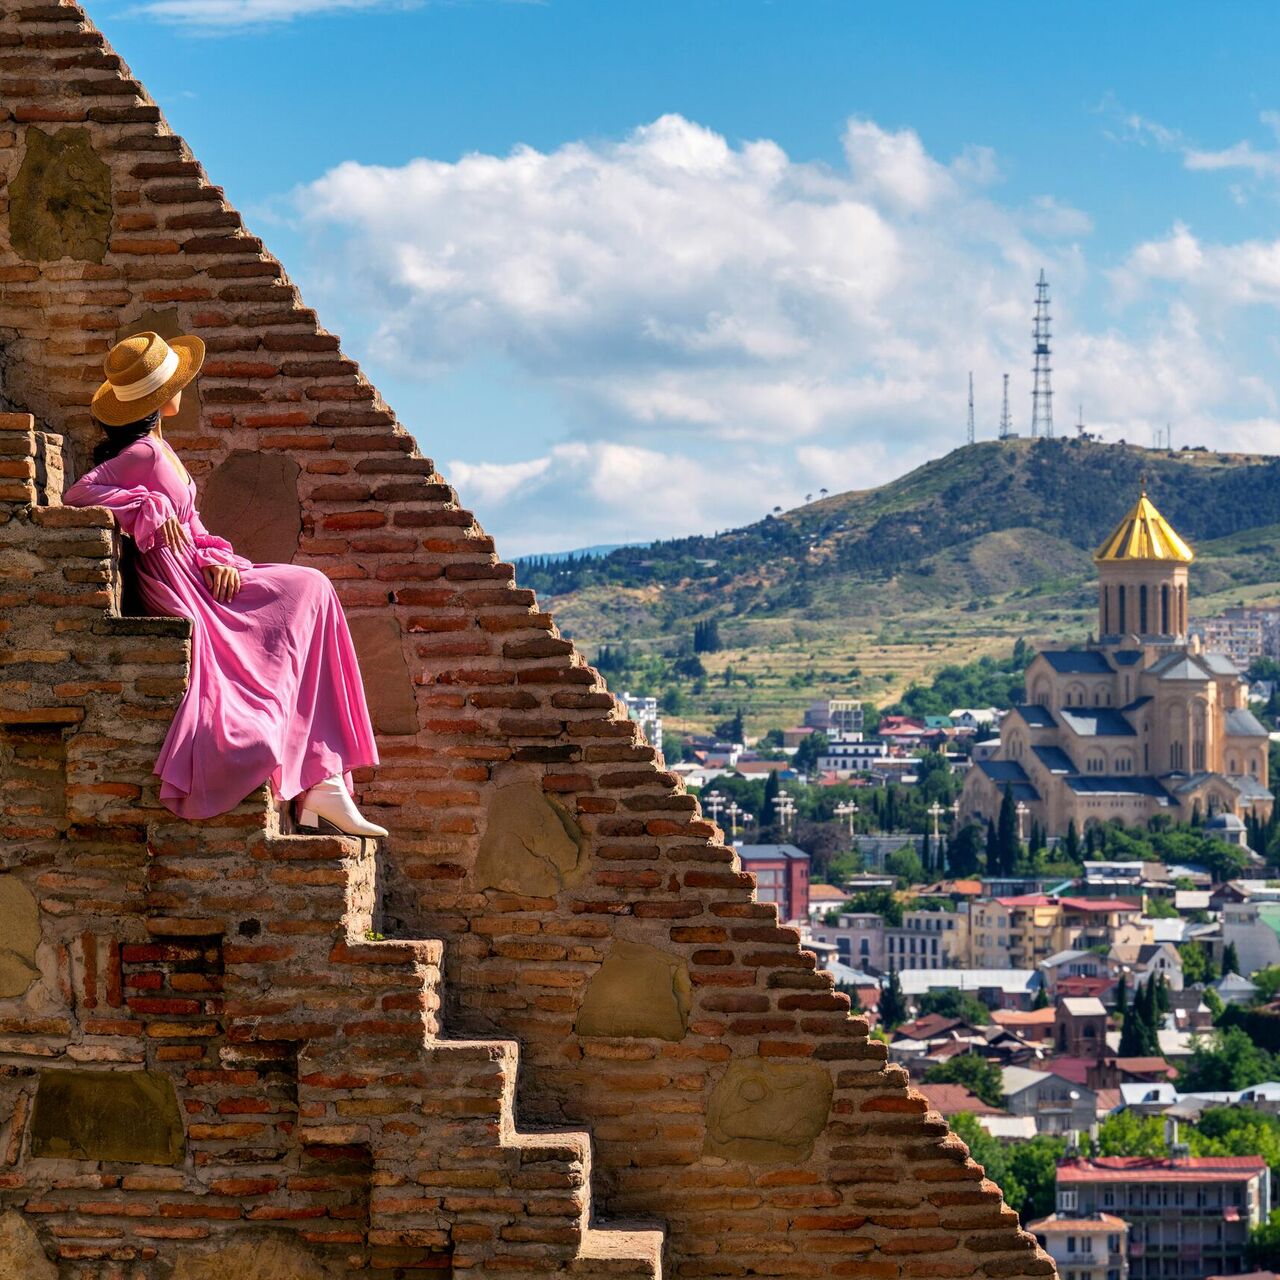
[960,491,1273,834]
[1193,605,1280,667]
[885,907,970,971]
[736,844,810,924]
[1222,900,1280,976]
[618,690,662,754]
[1054,997,1109,1058]
[815,737,890,776]
[807,912,885,973]
[1040,950,1109,998]
[1107,941,1183,992]
[900,968,1042,1011]
[1212,972,1260,1007]
[1055,1155,1271,1280]
[1003,1066,1098,1136]
[1026,1213,1128,1280]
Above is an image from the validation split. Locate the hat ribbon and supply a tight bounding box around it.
[115,347,180,403]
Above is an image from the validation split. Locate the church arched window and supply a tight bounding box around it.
[1140,584,1149,634]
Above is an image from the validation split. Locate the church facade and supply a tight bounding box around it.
[960,491,1274,835]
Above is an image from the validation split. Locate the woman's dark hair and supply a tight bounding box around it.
[91,410,161,466]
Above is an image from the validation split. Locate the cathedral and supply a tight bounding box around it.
[960,489,1274,835]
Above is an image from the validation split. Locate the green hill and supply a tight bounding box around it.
[525,438,1280,735]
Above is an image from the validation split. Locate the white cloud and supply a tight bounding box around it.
[290,113,1272,552]
[1115,223,1280,309]
[123,0,418,27]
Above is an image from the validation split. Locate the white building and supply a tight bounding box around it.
[619,691,662,753]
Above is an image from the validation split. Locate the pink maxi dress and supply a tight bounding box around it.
[63,433,379,819]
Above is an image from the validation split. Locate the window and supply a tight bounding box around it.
[1059,1190,1077,1212]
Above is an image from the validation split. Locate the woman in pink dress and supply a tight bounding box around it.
[63,330,387,837]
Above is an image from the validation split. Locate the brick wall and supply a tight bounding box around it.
[0,5,1056,1277]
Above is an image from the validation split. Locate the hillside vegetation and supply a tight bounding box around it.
[521,438,1280,735]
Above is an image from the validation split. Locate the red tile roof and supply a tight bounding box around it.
[1058,1156,1266,1184]
[917,1083,1005,1117]
[1041,1056,1093,1085]
[1026,1213,1127,1234]
[1108,1056,1176,1079]
[1058,897,1141,912]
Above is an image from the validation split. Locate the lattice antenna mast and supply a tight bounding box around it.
[967,372,975,445]
[999,373,1012,439]
[1031,269,1053,439]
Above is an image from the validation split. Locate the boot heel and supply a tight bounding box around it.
[297,807,342,835]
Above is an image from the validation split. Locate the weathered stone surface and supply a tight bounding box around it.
[0,1211,55,1280]
[348,613,417,735]
[704,1058,833,1164]
[200,449,302,565]
[475,779,587,895]
[10,126,112,263]
[29,1069,185,1165]
[117,309,203,436]
[576,939,691,1041]
[171,1233,345,1280]
[0,876,40,999]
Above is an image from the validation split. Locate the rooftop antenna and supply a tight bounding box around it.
[999,373,1012,440]
[1031,269,1054,439]
[967,372,975,445]
[1076,404,1085,438]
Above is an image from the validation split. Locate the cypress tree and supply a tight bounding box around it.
[986,819,999,874]
[997,785,1018,878]
[1115,972,1128,1018]
[880,968,908,1031]
[1223,941,1240,976]
[1065,820,1082,863]
[763,769,781,826]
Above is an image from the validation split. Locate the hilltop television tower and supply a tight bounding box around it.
[999,373,1012,439]
[967,372,975,445]
[1031,269,1053,439]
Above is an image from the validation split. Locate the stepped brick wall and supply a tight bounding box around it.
[0,4,1057,1277]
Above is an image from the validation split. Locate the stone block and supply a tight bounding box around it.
[0,1211,55,1280]
[704,1058,833,1164]
[199,449,302,565]
[171,1232,345,1280]
[0,876,40,998]
[475,779,587,896]
[10,126,112,263]
[575,939,691,1041]
[29,1068,185,1165]
[348,612,417,735]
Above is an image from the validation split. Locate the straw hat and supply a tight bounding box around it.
[91,331,205,427]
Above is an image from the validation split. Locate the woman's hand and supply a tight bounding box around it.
[157,515,191,552]
[202,564,242,603]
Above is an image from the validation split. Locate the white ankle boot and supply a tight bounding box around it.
[296,775,388,838]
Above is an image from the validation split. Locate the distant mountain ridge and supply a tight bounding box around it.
[523,438,1280,633]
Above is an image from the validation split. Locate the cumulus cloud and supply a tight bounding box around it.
[290,113,1268,553]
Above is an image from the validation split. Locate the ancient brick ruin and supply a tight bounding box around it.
[0,3,1058,1276]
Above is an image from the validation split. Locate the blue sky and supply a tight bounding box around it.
[92,0,1280,553]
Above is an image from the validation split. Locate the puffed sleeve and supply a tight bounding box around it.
[188,509,252,572]
[62,439,177,555]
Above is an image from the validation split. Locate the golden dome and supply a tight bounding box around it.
[1094,492,1194,564]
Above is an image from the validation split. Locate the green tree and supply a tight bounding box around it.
[996,785,1018,878]
[1204,986,1225,1023]
[1247,1210,1280,1271]
[1190,1107,1280,1176]
[1093,1110,1168,1158]
[950,1114,1025,1215]
[1032,985,1049,1010]
[841,888,903,926]
[1063,820,1082,863]
[1179,940,1217,986]
[1007,1134,1068,1221]
[879,968,908,1031]
[1223,941,1241,976]
[923,1053,1004,1108]
[885,846,924,886]
[762,768,781,826]
[1178,1027,1279,1092]
[1253,966,1280,1003]
[1115,972,1128,1019]
[948,823,983,878]
[917,989,991,1026]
